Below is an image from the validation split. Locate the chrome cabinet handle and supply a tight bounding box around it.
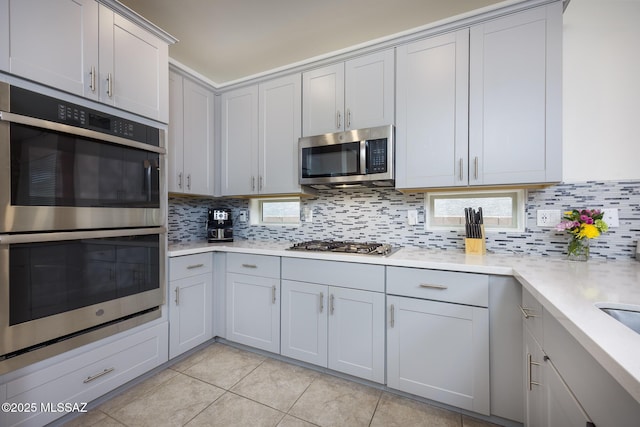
[107,73,113,98]
[84,367,114,383]
[319,292,324,313]
[251,176,256,191]
[390,304,395,328]
[474,156,479,180]
[346,108,351,128]
[241,264,257,269]
[527,353,541,390]
[519,305,539,319]
[272,285,277,304]
[419,283,448,290]
[175,287,180,305]
[330,294,335,315]
[186,174,191,191]
[178,172,183,189]
[459,158,464,181]
[336,111,342,129]
[89,66,96,92]
[259,176,263,191]
[187,263,204,269]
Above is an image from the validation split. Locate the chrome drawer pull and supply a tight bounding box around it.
[519,305,539,319]
[242,263,257,269]
[83,367,115,384]
[330,294,335,315]
[390,304,395,328]
[319,292,324,313]
[175,287,180,305]
[527,353,541,390]
[419,283,448,290]
[272,285,277,304]
[187,263,204,269]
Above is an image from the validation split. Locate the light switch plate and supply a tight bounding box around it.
[537,209,561,228]
[407,210,418,225]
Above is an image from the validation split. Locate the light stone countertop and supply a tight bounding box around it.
[168,239,640,403]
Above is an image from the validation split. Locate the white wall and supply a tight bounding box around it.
[563,0,640,182]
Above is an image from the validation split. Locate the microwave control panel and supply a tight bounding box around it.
[366,138,388,173]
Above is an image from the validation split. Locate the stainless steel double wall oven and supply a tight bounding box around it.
[0,82,166,374]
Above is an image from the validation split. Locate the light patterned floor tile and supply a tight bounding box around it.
[288,374,381,427]
[109,372,224,427]
[183,344,266,389]
[185,392,284,427]
[370,392,462,427]
[231,358,318,411]
[276,414,320,427]
[63,409,125,427]
[170,343,226,373]
[462,414,503,427]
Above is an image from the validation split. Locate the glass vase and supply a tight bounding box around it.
[567,236,590,261]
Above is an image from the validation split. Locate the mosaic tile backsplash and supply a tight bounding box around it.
[168,180,640,260]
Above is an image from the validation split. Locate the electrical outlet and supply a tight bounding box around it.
[304,207,313,223]
[407,210,418,225]
[602,208,619,228]
[537,209,561,228]
[238,209,248,223]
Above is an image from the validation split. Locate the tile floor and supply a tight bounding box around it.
[64,343,503,427]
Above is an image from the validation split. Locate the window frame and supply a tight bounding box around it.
[425,189,525,232]
[248,197,301,226]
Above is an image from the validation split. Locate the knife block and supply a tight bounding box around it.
[465,225,486,255]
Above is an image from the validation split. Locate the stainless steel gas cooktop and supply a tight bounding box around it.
[288,240,397,256]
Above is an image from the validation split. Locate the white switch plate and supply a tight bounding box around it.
[407,210,418,225]
[537,209,561,228]
[304,207,313,223]
[602,208,619,227]
[238,209,248,223]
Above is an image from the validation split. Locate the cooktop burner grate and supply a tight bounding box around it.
[288,240,396,256]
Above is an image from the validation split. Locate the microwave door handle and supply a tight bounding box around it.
[143,160,152,202]
[361,140,368,175]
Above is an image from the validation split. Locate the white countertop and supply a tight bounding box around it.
[169,240,640,403]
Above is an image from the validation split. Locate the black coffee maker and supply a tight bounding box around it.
[207,208,233,242]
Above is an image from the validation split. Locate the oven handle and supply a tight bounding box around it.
[0,227,166,245]
[0,110,166,155]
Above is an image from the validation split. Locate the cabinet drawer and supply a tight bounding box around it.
[2,323,167,427]
[227,253,280,278]
[170,253,213,281]
[387,267,488,307]
[521,287,544,345]
[282,258,385,292]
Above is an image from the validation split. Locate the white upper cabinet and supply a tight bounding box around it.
[5,0,99,98]
[469,2,562,186]
[0,0,8,72]
[396,29,469,189]
[168,71,215,196]
[259,74,302,194]
[221,74,302,197]
[4,0,170,122]
[302,49,394,136]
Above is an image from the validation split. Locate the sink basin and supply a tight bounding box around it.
[597,303,640,335]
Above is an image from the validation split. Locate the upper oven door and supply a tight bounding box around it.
[0,111,165,233]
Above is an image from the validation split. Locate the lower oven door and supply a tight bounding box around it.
[0,227,166,362]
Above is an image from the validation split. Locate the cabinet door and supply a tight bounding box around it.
[168,71,185,193]
[545,359,592,427]
[302,63,344,136]
[259,74,302,195]
[396,30,469,189]
[469,3,562,185]
[328,287,385,383]
[7,0,99,99]
[183,78,215,195]
[221,85,259,196]
[226,272,280,353]
[280,280,327,366]
[0,0,8,72]
[169,273,213,359]
[524,326,546,427]
[99,4,169,122]
[387,295,490,415]
[345,49,395,131]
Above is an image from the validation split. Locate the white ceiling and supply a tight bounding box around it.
[119,0,505,87]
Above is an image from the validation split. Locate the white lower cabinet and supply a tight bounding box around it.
[0,322,168,427]
[280,258,385,383]
[226,254,280,353]
[169,253,213,359]
[386,267,490,415]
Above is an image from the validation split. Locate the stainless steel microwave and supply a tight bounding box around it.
[299,125,394,189]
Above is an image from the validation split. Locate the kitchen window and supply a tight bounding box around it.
[425,190,525,232]
[249,198,301,225]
